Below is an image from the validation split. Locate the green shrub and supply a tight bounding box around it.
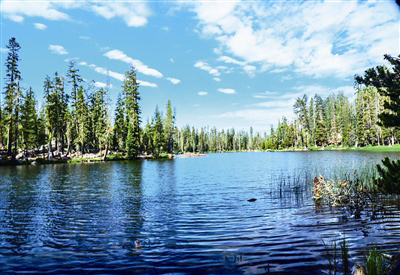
[374,157,400,194]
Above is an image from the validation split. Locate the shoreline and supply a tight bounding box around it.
[1,145,399,166]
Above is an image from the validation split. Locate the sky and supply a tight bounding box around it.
[1,0,399,133]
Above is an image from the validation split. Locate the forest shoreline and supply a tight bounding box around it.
[1,144,399,166]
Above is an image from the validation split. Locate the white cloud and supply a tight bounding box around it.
[217,55,245,66]
[79,36,90,40]
[80,60,156,87]
[2,1,152,28]
[161,26,169,31]
[104,49,163,78]
[194,61,220,76]
[34,23,47,30]
[94,66,125,81]
[138,80,157,88]
[217,55,256,76]
[170,58,175,63]
[198,91,208,96]
[167,77,181,84]
[214,108,294,130]
[218,88,236,94]
[253,91,279,99]
[213,77,221,82]
[94,82,113,88]
[49,44,68,55]
[91,2,151,27]
[2,1,71,22]
[191,1,398,78]
[253,99,296,108]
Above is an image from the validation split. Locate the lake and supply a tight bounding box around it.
[1,151,400,274]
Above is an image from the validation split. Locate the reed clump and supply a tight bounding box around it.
[312,170,374,208]
[322,240,390,275]
[365,246,387,275]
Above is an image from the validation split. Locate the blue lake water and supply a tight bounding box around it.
[1,151,400,274]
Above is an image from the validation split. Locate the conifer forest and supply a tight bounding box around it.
[1,37,400,161]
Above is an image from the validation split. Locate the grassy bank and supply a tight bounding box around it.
[286,144,400,152]
[350,144,400,152]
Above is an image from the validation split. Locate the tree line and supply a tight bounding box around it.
[1,37,399,161]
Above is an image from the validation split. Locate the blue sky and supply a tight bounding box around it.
[1,0,399,132]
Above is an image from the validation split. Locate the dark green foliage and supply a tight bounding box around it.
[164,100,175,154]
[66,60,83,146]
[355,54,400,128]
[75,85,88,154]
[152,105,164,156]
[112,93,127,151]
[88,86,108,151]
[43,72,69,155]
[294,94,309,147]
[3,37,21,156]
[374,157,400,194]
[123,67,141,158]
[20,87,38,151]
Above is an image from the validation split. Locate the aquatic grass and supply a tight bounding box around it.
[340,239,350,275]
[273,169,312,194]
[365,246,387,275]
[321,239,394,275]
[322,239,337,275]
[322,238,351,275]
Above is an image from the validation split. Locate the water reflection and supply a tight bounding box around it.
[0,151,399,274]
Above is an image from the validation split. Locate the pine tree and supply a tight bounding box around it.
[141,119,152,154]
[123,67,141,158]
[0,104,4,148]
[152,105,164,156]
[293,95,309,148]
[374,157,400,194]
[356,54,400,193]
[43,75,56,159]
[89,87,108,152]
[20,87,38,152]
[112,93,127,151]
[164,100,175,154]
[314,94,326,146]
[308,97,315,146]
[355,54,400,128]
[54,73,68,154]
[75,85,88,155]
[66,60,83,146]
[3,37,21,157]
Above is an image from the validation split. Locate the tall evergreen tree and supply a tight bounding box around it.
[123,67,141,158]
[66,60,83,146]
[20,87,38,152]
[355,54,400,128]
[0,104,4,148]
[3,37,21,156]
[152,105,164,156]
[75,85,88,155]
[293,94,309,147]
[112,93,127,151]
[164,100,175,154]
